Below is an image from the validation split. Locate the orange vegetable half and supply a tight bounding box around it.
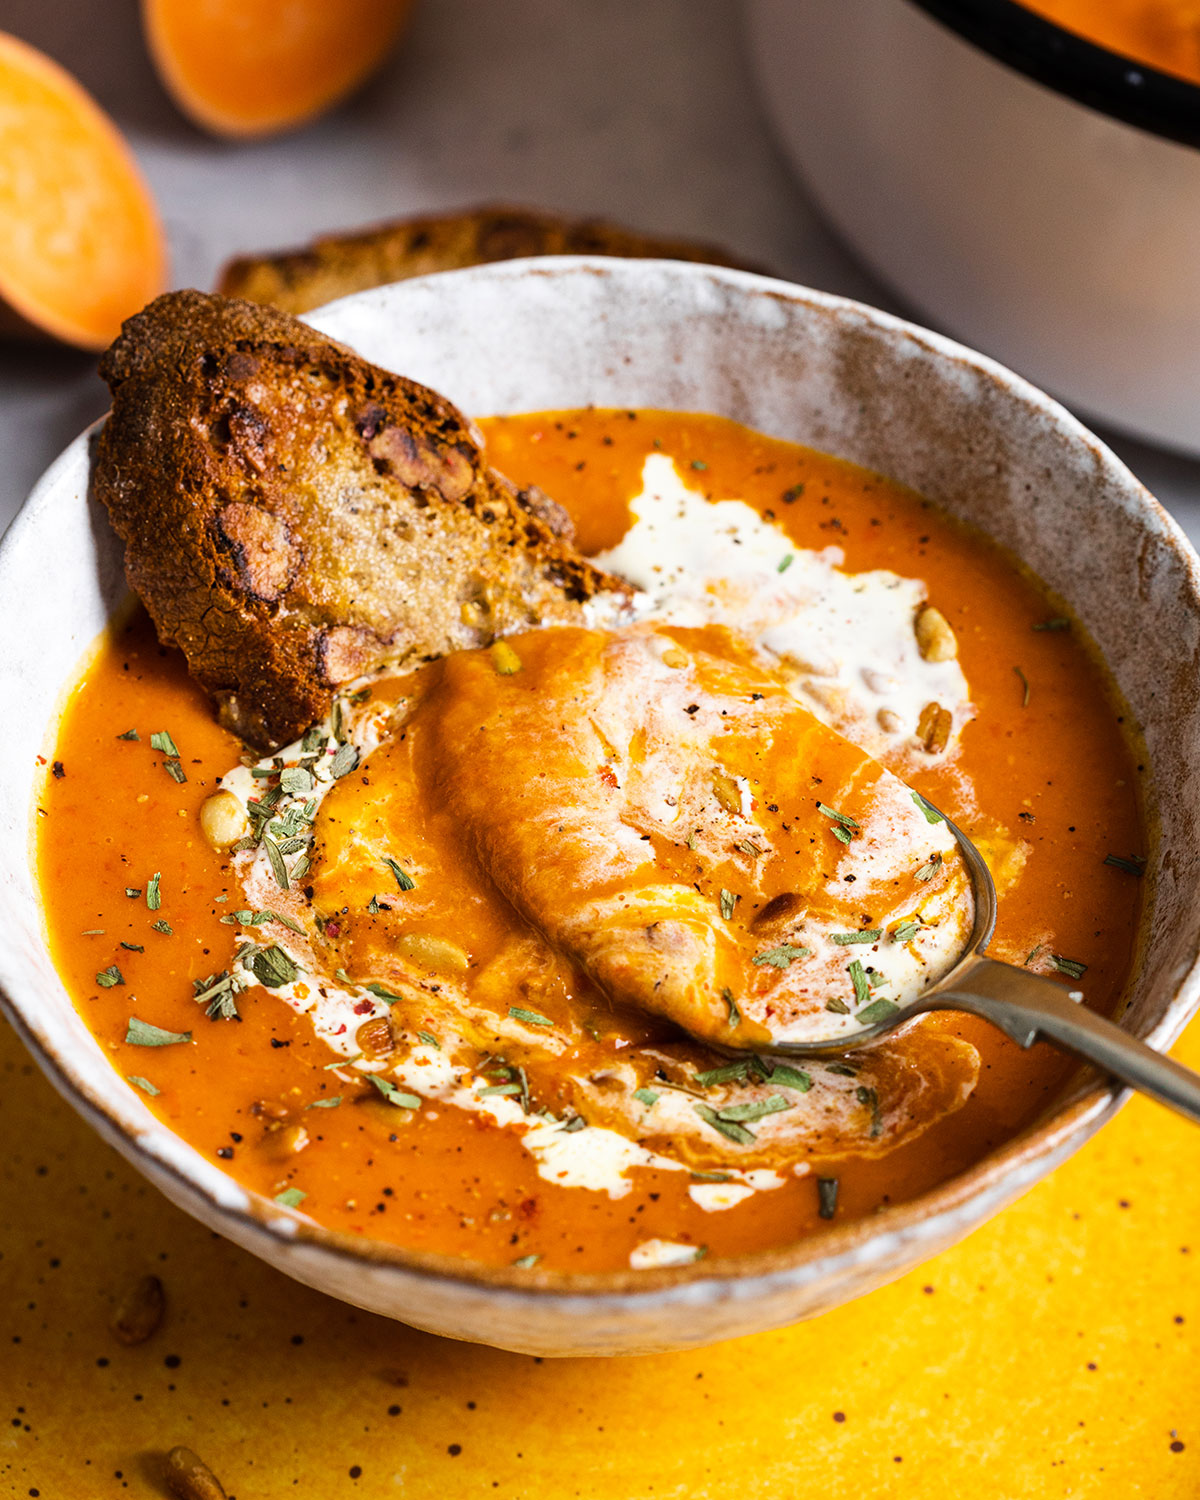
[142,0,417,139]
[0,33,166,352]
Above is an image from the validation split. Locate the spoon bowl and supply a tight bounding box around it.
[718,804,1200,1128]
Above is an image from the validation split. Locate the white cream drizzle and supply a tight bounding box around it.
[214,449,975,1226]
[594,454,973,764]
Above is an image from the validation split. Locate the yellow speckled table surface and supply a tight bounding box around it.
[2,1011,1197,1499]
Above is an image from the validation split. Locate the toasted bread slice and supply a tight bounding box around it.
[216,204,758,314]
[94,289,624,750]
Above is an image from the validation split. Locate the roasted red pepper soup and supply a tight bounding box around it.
[38,410,1146,1273]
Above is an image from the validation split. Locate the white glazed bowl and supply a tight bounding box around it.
[3,259,1200,1356]
[746,0,1200,457]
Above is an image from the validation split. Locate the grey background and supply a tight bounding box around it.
[2,0,1198,540]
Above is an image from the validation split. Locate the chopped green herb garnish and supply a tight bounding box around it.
[848,959,870,1007]
[279,766,314,796]
[832,929,882,946]
[163,759,187,784]
[119,942,144,953]
[694,1102,756,1146]
[1033,617,1070,632]
[825,997,851,1015]
[365,981,406,1004]
[383,856,415,892]
[117,729,140,741]
[633,1087,661,1107]
[151,920,173,935]
[96,965,124,988]
[1104,854,1145,877]
[1024,944,1044,967]
[264,837,289,890]
[192,970,240,1020]
[125,887,142,899]
[150,730,180,757]
[368,1076,420,1109]
[694,1059,753,1087]
[146,872,161,911]
[777,553,794,574]
[249,946,299,989]
[910,791,944,825]
[274,1188,307,1208]
[892,917,923,943]
[856,997,901,1027]
[767,1064,812,1093]
[329,742,359,780]
[718,888,739,920]
[690,1171,733,1183]
[737,839,764,858]
[509,1005,554,1027]
[723,986,741,1028]
[817,1176,839,1219]
[752,943,812,968]
[1049,954,1088,980]
[512,1253,541,1268]
[559,1114,587,1133]
[478,1083,522,1097]
[301,725,325,753]
[367,895,381,915]
[915,852,943,882]
[306,1096,342,1109]
[717,1094,792,1124]
[416,1031,441,1049]
[826,1062,858,1077]
[832,825,852,846]
[127,1075,159,1096]
[1014,665,1030,707]
[817,801,860,831]
[125,1017,191,1047]
[686,830,698,851]
[691,459,708,470]
[857,1084,883,1137]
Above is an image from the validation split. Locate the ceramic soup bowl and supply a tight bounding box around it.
[2,259,1199,1357]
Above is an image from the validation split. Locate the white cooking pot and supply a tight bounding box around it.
[746,0,1200,455]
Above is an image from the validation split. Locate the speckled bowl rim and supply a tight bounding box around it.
[3,257,1199,1319]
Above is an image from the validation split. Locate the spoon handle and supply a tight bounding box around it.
[926,956,1200,1125]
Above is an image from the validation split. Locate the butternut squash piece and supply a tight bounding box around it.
[142,0,417,139]
[0,33,165,351]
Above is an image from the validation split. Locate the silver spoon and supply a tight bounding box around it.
[726,810,1200,1125]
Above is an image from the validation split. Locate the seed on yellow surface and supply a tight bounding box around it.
[198,789,248,850]
[661,647,688,669]
[164,1446,227,1500]
[111,1273,165,1346]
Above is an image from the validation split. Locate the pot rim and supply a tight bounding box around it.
[907,0,1200,148]
[4,255,1200,1313]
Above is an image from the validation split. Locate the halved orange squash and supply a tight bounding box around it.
[0,33,166,351]
[142,0,417,139]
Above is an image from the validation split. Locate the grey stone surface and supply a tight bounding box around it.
[1,0,1197,540]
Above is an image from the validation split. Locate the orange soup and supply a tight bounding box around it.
[1025,0,1200,86]
[37,410,1147,1273]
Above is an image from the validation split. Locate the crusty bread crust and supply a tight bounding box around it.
[217,204,758,314]
[94,289,622,750]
